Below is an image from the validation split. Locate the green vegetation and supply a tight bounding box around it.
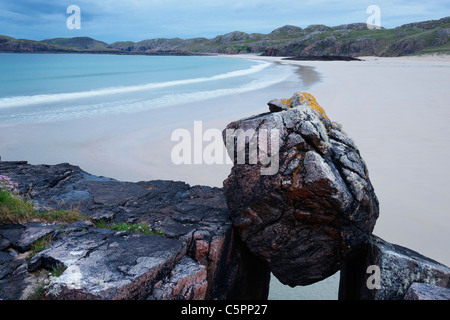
[0,176,164,237]
[94,220,165,236]
[28,264,67,300]
[30,233,53,256]
[170,17,450,56]
[0,189,83,225]
[0,190,165,236]
[1,175,166,300]
[0,186,165,236]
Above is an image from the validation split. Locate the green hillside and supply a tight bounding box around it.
[1,16,448,56]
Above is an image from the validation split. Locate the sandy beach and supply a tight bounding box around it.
[1,53,449,299]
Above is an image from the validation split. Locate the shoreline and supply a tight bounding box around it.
[217,52,450,62]
[0,56,304,186]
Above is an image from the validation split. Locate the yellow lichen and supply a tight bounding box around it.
[281,98,292,106]
[286,91,333,135]
[292,92,330,123]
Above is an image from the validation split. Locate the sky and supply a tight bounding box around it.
[0,0,448,43]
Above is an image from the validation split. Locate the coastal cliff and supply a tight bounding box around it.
[1,92,449,300]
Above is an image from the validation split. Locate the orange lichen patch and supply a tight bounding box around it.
[293,92,330,123]
[285,91,334,136]
[281,98,292,105]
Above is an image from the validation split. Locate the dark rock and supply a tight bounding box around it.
[0,161,270,300]
[0,264,31,299]
[263,48,282,57]
[15,223,60,253]
[282,55,361,61]
[148,256,208,300]
[0,224,25,249]
[31,224,187,300]
[339,235,450,300]
[0,251,13,265]
[0,222,61,253]
[404,282,450,300]
[0,236,11,251]
[267,98,291,112]
[223,92,379,287]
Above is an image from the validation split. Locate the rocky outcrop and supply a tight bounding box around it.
[339,235,450,300]
[28,221,188,300]
[0,161,269,300]
[222,92,379,287]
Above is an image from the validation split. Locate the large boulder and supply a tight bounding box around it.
[223,92,379,286]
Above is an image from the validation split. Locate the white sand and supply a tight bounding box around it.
[1,53,449,299]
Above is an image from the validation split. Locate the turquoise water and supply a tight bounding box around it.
[0,53,290,124]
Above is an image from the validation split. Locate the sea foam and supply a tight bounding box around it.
[0,60,270,110]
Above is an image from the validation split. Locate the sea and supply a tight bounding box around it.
[0,53,292,124]
[0,53,339,299]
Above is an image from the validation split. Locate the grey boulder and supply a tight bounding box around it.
[223,92,379,286]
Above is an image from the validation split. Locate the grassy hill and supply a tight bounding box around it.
[1,16,448,57]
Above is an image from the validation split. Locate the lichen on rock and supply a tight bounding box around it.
[223,91,379,286]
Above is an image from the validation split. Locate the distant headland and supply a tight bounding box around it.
[1,16,448,57]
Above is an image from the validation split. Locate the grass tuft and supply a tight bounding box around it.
[0,190,84,225]
[94,220,165,236]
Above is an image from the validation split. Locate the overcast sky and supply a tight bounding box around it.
[0,0,448,43]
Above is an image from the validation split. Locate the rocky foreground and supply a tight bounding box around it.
[1,92,449,300]
[0,162,269,300]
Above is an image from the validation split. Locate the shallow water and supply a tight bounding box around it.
[0,54,291,124]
